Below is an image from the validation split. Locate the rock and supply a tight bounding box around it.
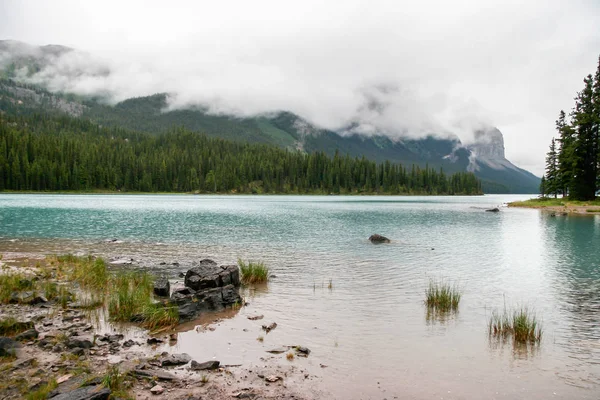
[174,284,242,322]
[178,272,185,278]
[133,369,177,381]
[67,337,93,349]
[161,353,192,366]
[266,347,288,354]
[486,207,500,212]
[70,347,85,356]
[295,346,311,356]
[122,339,138,348]
[50,385,111,400]
[184,261,240,291]
[169,333,177,341]
[369,234,390,244]
[190,360,220,370]
[172,286,195,296]
[153,276,170,297]
[57,374,73,384]
[108,334,124,343]
[147,337,163,345]
[262,322,277,333]
[150,385,164,395]
[265,375,282,383]
[247,315,264,321]
[9,291,48,304]
[15,328,39,341]
[0,319,34,336]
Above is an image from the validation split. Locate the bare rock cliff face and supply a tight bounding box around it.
[469,128,505,159]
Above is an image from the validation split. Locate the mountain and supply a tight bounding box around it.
[0,41,540,193]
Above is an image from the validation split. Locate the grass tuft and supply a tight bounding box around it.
[238,259,269,284]
[25,379,58,400]
[0,317,33,336]
[489,306,542,345]
[425,279,461,312]
[0,273,31,304]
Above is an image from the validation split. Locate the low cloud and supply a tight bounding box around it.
[1,0,599,174]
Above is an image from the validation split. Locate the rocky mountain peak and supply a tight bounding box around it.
[469,128,505,159]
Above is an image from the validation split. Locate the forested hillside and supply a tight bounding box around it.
[0,113,481,194]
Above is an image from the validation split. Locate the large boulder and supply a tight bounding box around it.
[184,260,240,291]
[369,234,391,244]
[172,284,242,322]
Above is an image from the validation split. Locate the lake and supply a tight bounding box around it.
[1,194,599,399]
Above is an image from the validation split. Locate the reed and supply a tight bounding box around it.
[489,306,542,345]
[425,280,461,312]
[238,259,269,284]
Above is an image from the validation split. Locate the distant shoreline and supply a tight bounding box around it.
[0,190,485,196]
[508,198,600,215]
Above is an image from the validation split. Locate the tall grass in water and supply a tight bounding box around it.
[238,259,269,284]
[108,271,153,321]
[67,255,109,290]
[108,270,178,329]
[425,280,461,312]
[489,307,542,345]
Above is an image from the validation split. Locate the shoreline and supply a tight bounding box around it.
[0,254,322,400]
[508,197,600,215]
[0,190,485,196]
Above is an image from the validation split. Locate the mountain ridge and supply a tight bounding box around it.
[0,40,540,193]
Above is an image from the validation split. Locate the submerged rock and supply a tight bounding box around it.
[485,207,500,212]
[153,276,170,297]
[369,234,390,244]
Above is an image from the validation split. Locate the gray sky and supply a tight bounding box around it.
[1,0,599,175]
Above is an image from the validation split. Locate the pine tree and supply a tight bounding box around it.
[544,138,559,198]
[556,110,575,196]
[570,75,597,200]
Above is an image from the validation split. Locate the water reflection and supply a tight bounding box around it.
[540,214,600,389]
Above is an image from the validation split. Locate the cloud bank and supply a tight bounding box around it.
[1,0,599,174]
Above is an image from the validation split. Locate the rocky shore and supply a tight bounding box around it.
[0,255,321,400]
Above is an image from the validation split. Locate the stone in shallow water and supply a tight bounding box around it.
[368,234,390,243]
[190,360,220,370]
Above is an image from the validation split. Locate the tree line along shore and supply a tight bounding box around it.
[0,112,481,195]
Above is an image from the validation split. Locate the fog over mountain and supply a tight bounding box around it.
[1,0,599,175]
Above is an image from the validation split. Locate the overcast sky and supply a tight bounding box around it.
[1,0,599,175]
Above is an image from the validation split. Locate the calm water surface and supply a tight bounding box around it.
[1,194,599,399]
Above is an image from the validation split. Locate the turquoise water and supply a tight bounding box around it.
[1,194,599,399]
